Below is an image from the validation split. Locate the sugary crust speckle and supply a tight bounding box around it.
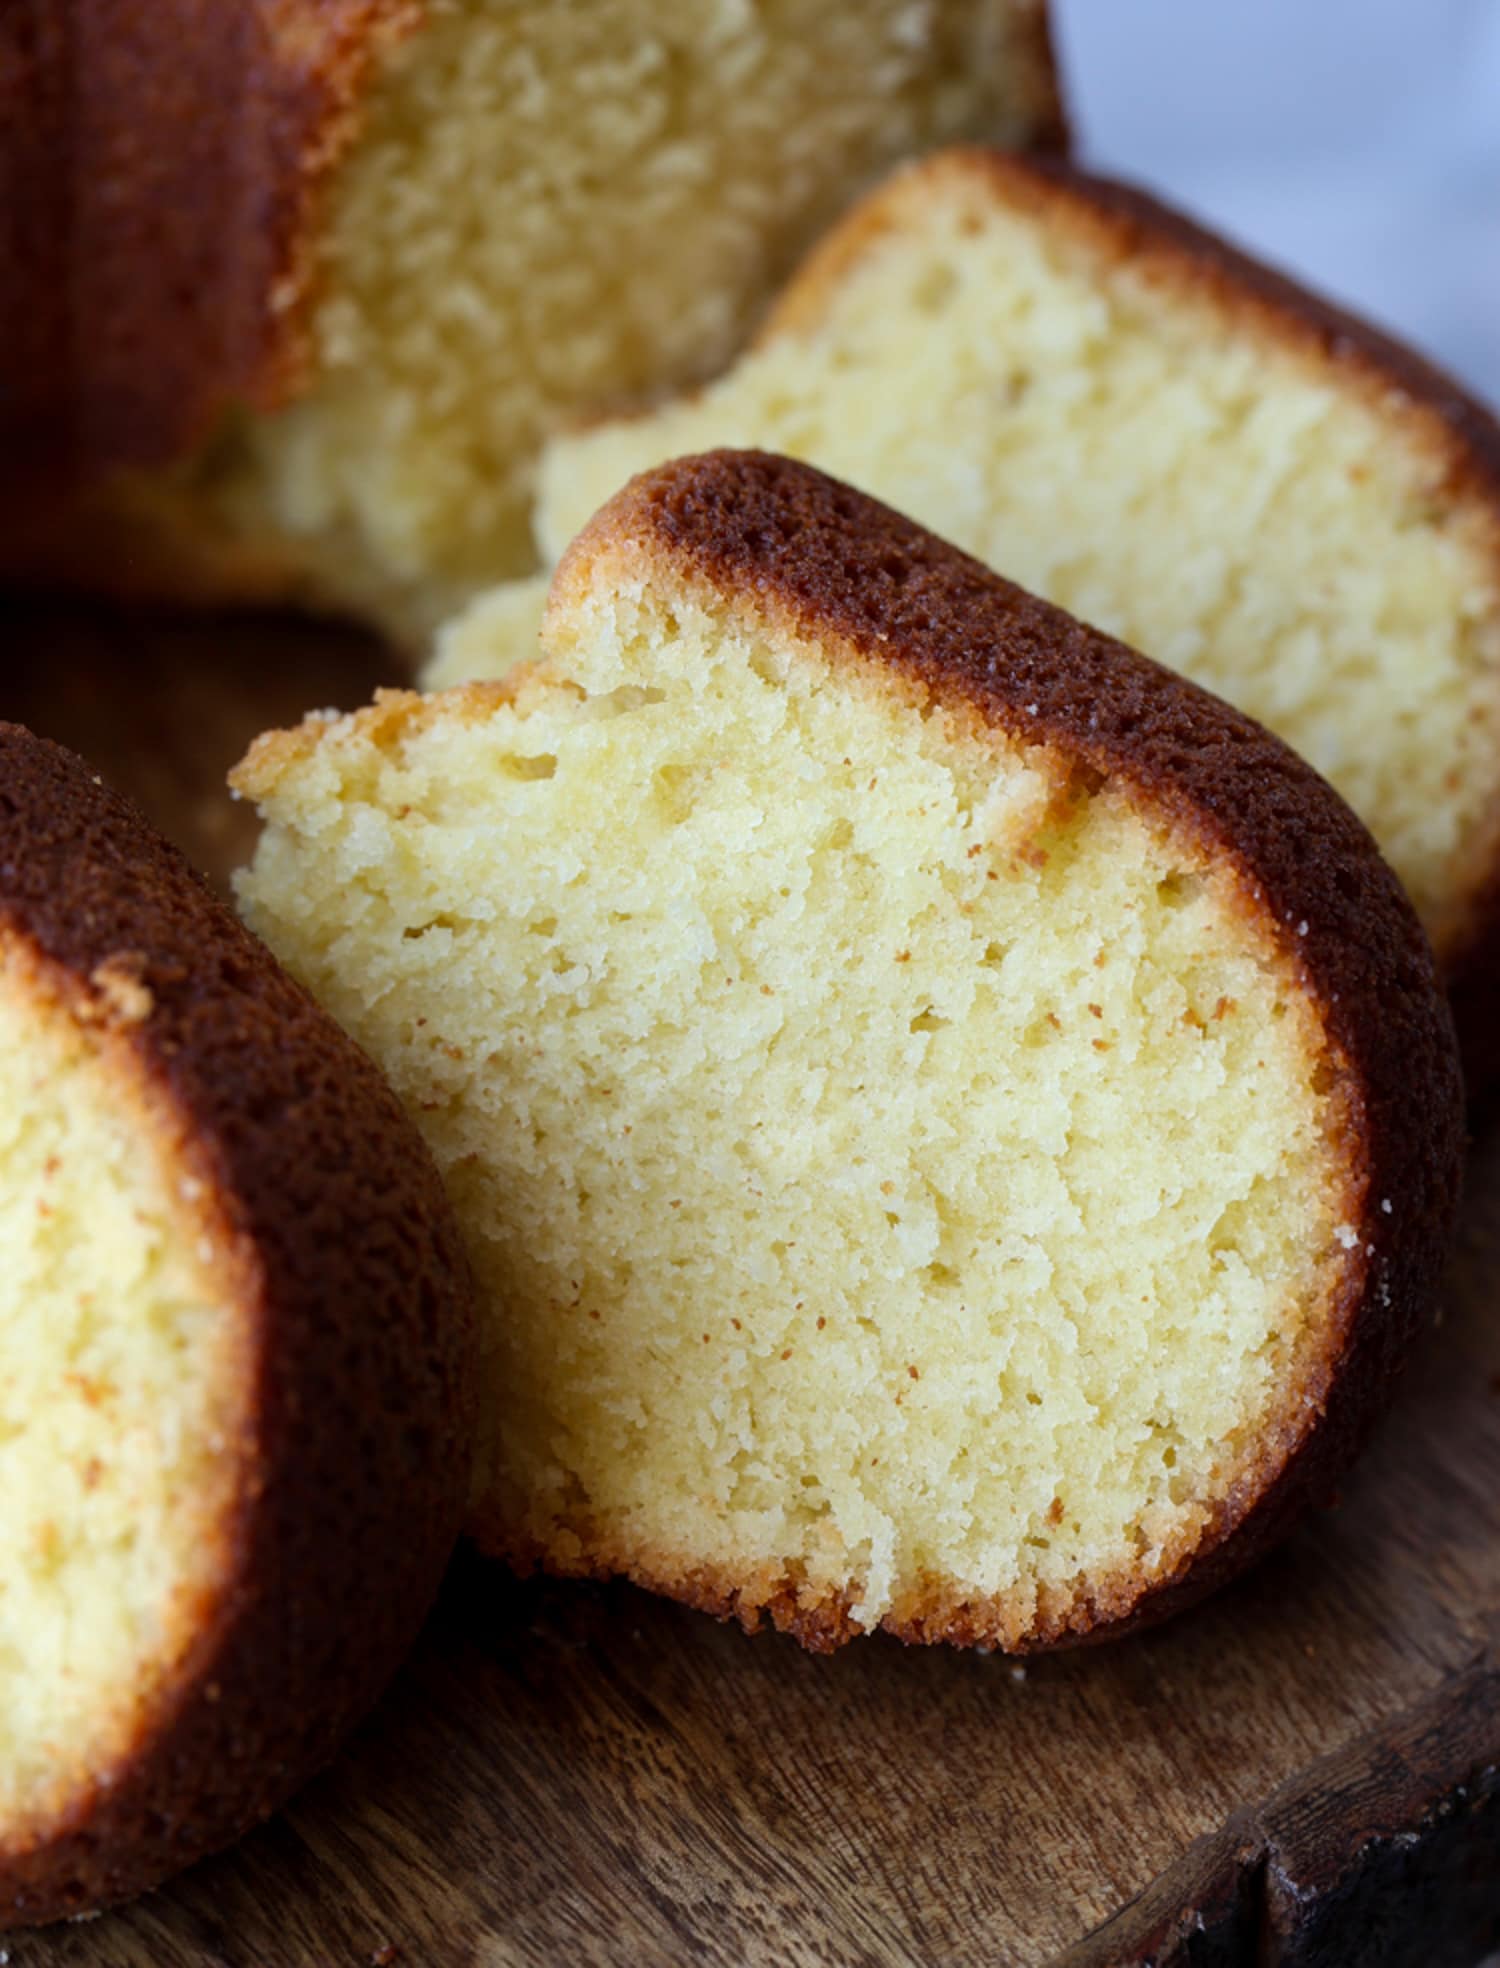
[501,450,1464,1651]
[0,721,476,1925]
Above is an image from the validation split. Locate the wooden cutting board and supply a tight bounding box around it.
[5,596,1500,1968]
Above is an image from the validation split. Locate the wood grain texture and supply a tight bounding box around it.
[2,596,1499,1966]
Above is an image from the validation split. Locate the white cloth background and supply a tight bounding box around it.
[1053,0,1500,407]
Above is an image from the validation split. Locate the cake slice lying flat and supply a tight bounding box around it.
[238,452,1463,1653]
[0,727,475,1926]
[427,150,1500,1073]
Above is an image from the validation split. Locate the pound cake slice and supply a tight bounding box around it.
[0,726,475,1926]
[438,150,1500,1069]
[0,1,1061,639]
[235,453,1463,1654]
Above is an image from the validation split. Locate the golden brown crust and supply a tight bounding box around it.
[502,450,1464,1653]
[0,721,476,1926]
[760,148,1500,1073]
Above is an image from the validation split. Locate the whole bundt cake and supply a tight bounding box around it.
[0,1,1062,639]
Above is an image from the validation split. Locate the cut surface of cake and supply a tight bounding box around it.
[235,453,1463,1653]
[0,725,476,1926]
[0,2,1062,638]
[432,150,1500,1062]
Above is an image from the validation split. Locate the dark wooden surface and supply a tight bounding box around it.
[4,596,1500,1967]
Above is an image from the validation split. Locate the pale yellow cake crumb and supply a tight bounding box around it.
[154,2,1056,637]
[0,942,245,1841]
[237,545,1349,1642]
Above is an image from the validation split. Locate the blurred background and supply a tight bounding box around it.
[1054,0,1500,406]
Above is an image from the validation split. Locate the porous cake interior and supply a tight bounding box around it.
[454,156,1500,947]
[0,940,246,1844]
[181,0,1052,632]
[237,568,1357,1641]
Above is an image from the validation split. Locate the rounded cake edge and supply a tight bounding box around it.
[0,721,477,1925]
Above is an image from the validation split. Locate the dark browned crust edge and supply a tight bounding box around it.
[0,722,477,1927]
[0,0,419,516]
[762,145,1500,1081]
[1004,1,1070,157]
[0,3,68,504]
[487,449,1464,1654]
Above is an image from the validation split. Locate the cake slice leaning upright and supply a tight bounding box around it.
[433,150,1500,1079]
[236,452,1464,1653]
